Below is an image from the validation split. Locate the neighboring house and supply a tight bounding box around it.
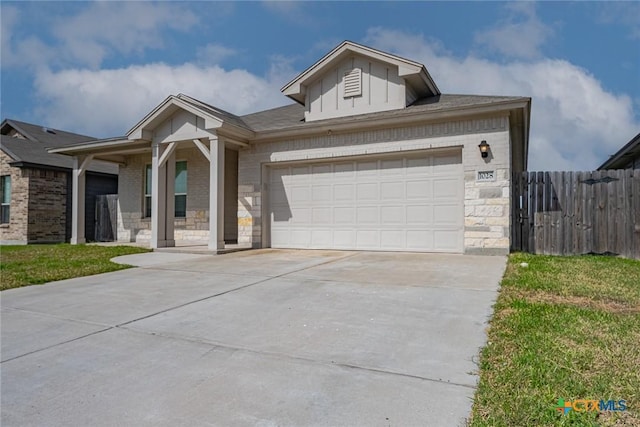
[0,119,118,244]
[598,132,640,170]
[52,41,530,254]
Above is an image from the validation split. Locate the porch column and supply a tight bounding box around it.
[165,150,176,246]
[209,136,225,250]
[71,154,93,244]
[151,143,168,248]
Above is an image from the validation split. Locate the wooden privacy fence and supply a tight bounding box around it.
[511,169,640,259]
[95,194,118,242]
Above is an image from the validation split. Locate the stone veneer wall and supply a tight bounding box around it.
[0,150,29,243]
[117,146,211,242]
[237,114,512,254]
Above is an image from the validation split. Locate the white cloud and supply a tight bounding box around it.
[52,2,198,68]
[2,2,198,70]
[474,2,554,60]
[365,28,639,171]
[196,44,238,65]
[33,62,291,137]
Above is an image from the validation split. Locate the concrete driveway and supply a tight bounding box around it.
[1,249,506,426]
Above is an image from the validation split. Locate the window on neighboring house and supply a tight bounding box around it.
[1,175,10,224]
[144,161,187,218]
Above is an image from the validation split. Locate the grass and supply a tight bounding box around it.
[0,244,151,291]
[469,253,640,427]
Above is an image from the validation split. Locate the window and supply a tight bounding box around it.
[1,175,10,224]
[144,161,187,218]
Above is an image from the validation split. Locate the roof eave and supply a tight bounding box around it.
[597,132,640,170]
[251,98,530,142]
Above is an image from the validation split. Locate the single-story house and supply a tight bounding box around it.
[0,119,118,244]
[52,41,531,254]
[598,132,640,170]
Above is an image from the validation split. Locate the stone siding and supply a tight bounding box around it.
[238,115,512,254]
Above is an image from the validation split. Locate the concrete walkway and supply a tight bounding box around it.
[1,249,506,426]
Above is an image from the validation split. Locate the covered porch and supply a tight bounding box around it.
[50,94,254,252]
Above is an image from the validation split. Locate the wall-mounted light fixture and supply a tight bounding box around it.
[478,140,490,158]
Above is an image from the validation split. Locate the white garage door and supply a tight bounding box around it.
[268,150,463,252]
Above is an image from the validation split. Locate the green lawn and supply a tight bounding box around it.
[0,244,151,291]
[469,253,640,426]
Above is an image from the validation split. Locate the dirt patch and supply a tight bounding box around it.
[514,289,640,314]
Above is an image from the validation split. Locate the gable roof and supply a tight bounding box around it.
[127,94,253,141]
[1,119,117,174]
[598,132,640,170]
[281,40,440,105]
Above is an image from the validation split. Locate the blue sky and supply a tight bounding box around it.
[1,1,639,170]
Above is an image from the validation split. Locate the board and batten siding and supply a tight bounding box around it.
[305,55,407,122]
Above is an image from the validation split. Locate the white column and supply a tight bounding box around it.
[209,136,225,250]
[151,143,167,248]
[71,155,91,244]
[165,151,176,246]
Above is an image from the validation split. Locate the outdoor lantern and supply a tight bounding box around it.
[478,140,490,158]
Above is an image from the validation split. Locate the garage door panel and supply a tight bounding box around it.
[356,230,379,249]
[290,208,310,224]
[312,185,332,202]
[312,164,332,176]
[380,182,404,199]
[334,162,355,177]
[333,184,354,201]
[434,178,461,199]
[311,230,332,246]
[291,186,310,202]
[334,230,356,247]
[357,206,379,224]
[406,180,432,199]
[381,230,405,248]
[381,206,404,224]
[356,161,378,176]
[434,230,461,251]
[356,183,378,200]
[312,207,332,223]
[407,230,434,250]
[334,207,355,223]
[407,205,432,224]
[269,151,463,253]
[406,157,431,174]
[290,230,311,246]
[380,158,404,175]
[434,205,462,225]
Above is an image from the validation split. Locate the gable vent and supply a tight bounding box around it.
[343,68,362,98]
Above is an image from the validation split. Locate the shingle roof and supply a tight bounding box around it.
[1,120,117,174]
[241,94,528,132]
[176,94,251,131]
[1,119,96,147]
[598,132,640,170]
